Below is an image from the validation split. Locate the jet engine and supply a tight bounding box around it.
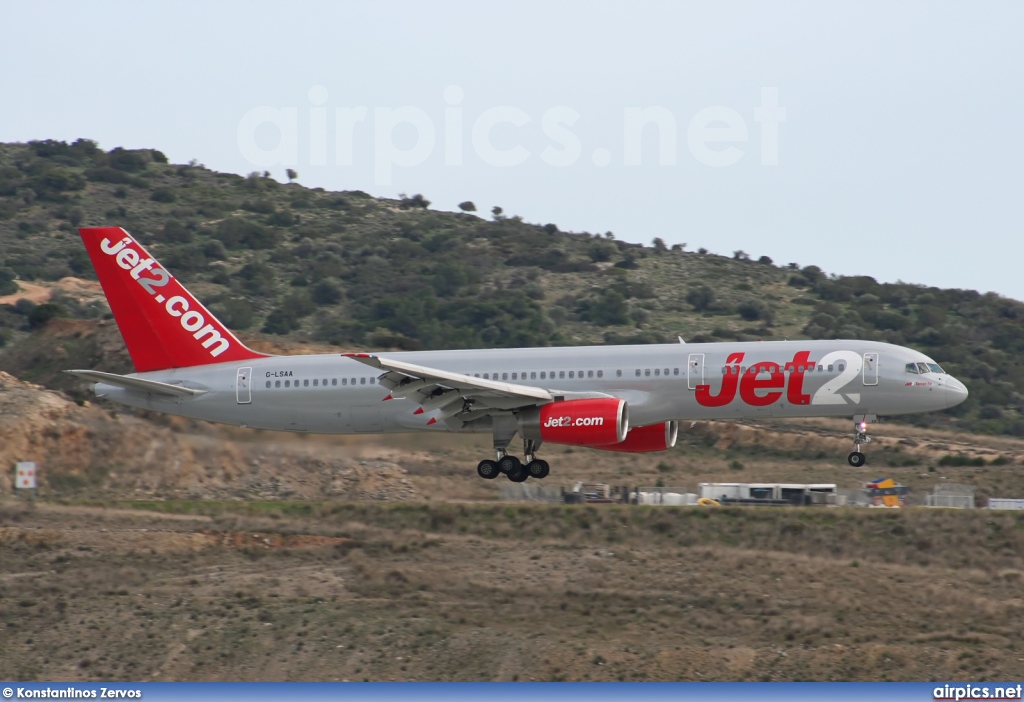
[594,421,678,453]
[518,398,628,447]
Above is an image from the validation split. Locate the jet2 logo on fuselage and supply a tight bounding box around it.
[695,350,864,408]
[99,236,231,358]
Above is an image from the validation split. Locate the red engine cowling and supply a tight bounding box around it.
[519,398,628,447]
[594,421,678,453]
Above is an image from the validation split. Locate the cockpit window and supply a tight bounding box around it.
[905,363,919,374]
[927,363,945,374]
[916,362,930,374]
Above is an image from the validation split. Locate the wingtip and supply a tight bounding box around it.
[413,407,424,415]
[382,394,392,402]
[426,417,437,425]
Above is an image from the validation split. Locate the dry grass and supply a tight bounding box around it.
[2,500,1023,682]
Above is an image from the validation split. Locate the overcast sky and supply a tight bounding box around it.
[4,1,1023,301]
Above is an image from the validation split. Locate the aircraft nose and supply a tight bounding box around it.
[946,377,969,408]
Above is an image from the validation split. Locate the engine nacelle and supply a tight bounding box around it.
[519,398,628,447]
[594,421,678,453]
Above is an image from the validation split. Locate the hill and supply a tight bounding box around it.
[0,139,1022,435]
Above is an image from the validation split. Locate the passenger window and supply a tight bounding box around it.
[721,366,728,374]
[578,370,583,377]
[342,378,347,385]
[265,381,271,388]
[540,372,546,379]
[827,365,834,372]
[511,372,517,380]
[568,371,575,379]
[313,379,318,387]
[370,378,375,384]
[645,369,651,377]
[360,378,366,385]
[837,363,845,372]
[332,378,337,386]
[531,372,537,379]
[654,369,660,376]
[817,365,823,372]
[559,371,565,379]
[284,380,290,388]
[275,380,281,388]
[673,368,679,376]
[616,370,621,377]
[483,373,489,379]
[635,369,641,377]
[323,379,327,386]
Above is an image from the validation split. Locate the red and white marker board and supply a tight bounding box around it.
[15,462,37,489]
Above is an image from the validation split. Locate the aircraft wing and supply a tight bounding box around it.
[65,370,206,398]
[341,353,553,420]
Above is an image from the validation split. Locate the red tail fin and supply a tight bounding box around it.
[79,227,269,372]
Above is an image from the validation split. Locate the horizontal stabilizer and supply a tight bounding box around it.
[64,370,206,398]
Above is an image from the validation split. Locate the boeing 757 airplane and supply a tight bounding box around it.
[67,227,968,482]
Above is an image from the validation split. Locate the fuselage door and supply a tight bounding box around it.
[236,367,252,404]
[862,353,879,386]
[687,353,705,390]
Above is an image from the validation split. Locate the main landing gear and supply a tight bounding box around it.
[476,422,551,482]
[476,452,551,482]
[847,414,876,467]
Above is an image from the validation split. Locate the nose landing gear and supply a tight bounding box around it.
[847,414,876,467]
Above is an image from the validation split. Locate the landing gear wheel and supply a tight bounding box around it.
[477,460,501,479]
[507,464,528,482]
[498,455,522,474]
[526,459,550,479]
[848,451,866,467]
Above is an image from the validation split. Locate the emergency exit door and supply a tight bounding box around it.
[687,353,705,390]
[236,367,252,404]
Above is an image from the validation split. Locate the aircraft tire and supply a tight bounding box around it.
[498,455,522,474]
[477,460,501,480]
[848,451,866,467]
[507,465,528,483]
[527,459,550,479]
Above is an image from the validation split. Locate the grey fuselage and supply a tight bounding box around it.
[91,339,968,434]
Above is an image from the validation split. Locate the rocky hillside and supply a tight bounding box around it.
[0,371,417,501]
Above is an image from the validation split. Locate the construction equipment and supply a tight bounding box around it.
[865,477,909,508]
